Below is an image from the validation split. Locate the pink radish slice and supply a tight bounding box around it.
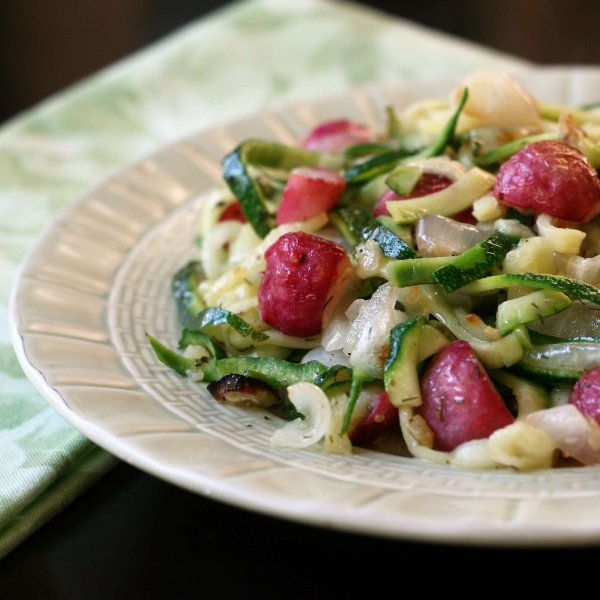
[493,140,600,223]
[258,232,352,337]
[349,391,397,445]
[570,367,600,425]
[416,340,515,452]
[276,167,346,225]
[301,119,372,153]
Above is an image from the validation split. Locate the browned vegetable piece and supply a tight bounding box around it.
[207,374,280,407]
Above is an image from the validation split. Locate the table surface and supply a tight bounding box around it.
[0,462,592,599]
[2,1,600,596]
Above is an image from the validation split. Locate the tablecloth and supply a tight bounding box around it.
[0,0,527,559]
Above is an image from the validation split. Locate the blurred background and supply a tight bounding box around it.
[1,0,600,126]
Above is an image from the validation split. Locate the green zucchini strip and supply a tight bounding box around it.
[496,290,572,336]
[149,332,331,386]
[341,369,376,435]
[504,207,534,227]
[343,143,391,159]
[344,149,412,185]
[527,330,600,345]
[384,316,427,407]
[172,261,206,326]
[460,273,600,306]
[178,329,227,359]
[473,132,555,166]
[410,87,469,160]
[147,334,197,377]
[388,257,453,287]
[512,342,600,385]
[330,206,418,259]
[385,165,422,196]
[538,100,600,125]
[432,232,518,292]
[222,140,344,237]
[186,307,269,342]
[313,365,352,394]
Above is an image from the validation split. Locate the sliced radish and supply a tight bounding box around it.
[349,390,398,445]
[276,167,345,225]
[218,200,247,223]
[416,340,515,451]
[258,232,353,337]
[569,367,600,424]
[493,140,600,223]
[301,119,371,153]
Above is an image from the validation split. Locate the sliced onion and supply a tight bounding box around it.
[201,220,243,279]
[270,382,331,448]
[356,239,388,279]
[320,285,359,352]
[321,314,350,351]
[349,306,406,378]
[528,301,600,338]
[260,330,321,349]
[344,283,398,355]
[451,69,541,131]
[519,343,600,378]
[416,214,486,257]
[555,253,600,286]
[404,156,467,181]
[526,405,600,465]
[301,348,351,368]
[493,219,535,239]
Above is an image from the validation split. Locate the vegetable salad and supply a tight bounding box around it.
[149,69,600,471]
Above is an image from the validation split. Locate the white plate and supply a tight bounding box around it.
[11,67,600,547]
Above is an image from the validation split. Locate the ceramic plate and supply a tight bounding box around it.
[11,68,600,546]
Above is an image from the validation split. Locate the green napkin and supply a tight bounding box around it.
[0,0,526,559]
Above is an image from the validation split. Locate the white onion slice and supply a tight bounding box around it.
[356,239,388,279]
[526,405,600,465]
[404,156,467,181]
[201,220,243,279]
[528,300,600,338]
[416,214,486,257]
[493,219,534,239]
[344,284,393,354]
[270,382,331,448]
[349,307,404,378]
[301,348,351,368]
[451,69,541,131]
[555,253,600,286]
[321,314,350,351]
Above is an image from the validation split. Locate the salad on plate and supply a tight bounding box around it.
[148,69,600,471]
